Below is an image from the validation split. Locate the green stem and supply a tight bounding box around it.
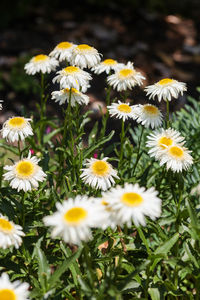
[166,99,170,128]
[18,140,22,159]
[100,85,111,138]
[132,126,144,176]
[41,72,45,119]
[119,119,125,170]
[21,192,26,227]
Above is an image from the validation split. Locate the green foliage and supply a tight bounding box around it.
[1,65,200,299]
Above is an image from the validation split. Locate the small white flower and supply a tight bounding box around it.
[49,41,76,62]
[107,101,139,121]
[0,214,25,249]
[51,88,89,106]
[43,195,106,245]
[102,183,162,227]
[92,198,117,229]
[134,104,163,129]
[80,157,119,191]
[24,54,59,75]
[107,61,145,91]
[1,116,33,142]
[91,59,123,74]
[71,44,102,69]
[145,78,187,102]
[3,152,47,192]
[0,273,29,300]
[0,100,3,110]
[52,66,92,90]
[146,128,185,160]
[159,144,193,172]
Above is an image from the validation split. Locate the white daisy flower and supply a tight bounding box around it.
[0,100,3,110]
[107,101,139,122]
[145,78,187,102]
[51,88,89,106]
[91,59,123,74]
[146,128,185,160]
[107,61,145,91]
[3,152,47,192]
[159,144,193,172]
[134,104,163,129]
[49,41,76,62]
[103,183,162,227]
[71,44,101,69]
[1,117,33,143]
[52,66,92,90]
[80,157,119,191]
[0,273,29,300]
[93,198,117,229]
[0,214,25,249]
[43,195,106,245]
[24,54,59,75]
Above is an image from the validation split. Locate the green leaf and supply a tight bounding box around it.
[48,246,83,287]
[33,241,51,292]
[83,130,115,159]
[43,128,62,144]
[154,233,179,256]
[148,288,160,300]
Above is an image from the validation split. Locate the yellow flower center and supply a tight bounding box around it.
[63,87,78,94]
[0,289,16,300]
[15,161,35,178]
[103,59,117,65]
[8,117,26,128]
[0,218,13,232]
[76,44,93,51]
[57,42,72,49]
[169,146,184,158]
[64,207,88,225]
[117,104,131,113]
[158,136,173,149]
[33,54,48,62]
[91,161,109,176]
[119,69,134,78]
[121,192,144,207]
[101,199,109,206]
[158,78,174,85]
[64,66,79,74]
[143,105,158,115]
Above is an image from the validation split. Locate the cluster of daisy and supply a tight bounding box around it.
[44,183,162,245]
[0,113,47,250]
[146,128,193,172]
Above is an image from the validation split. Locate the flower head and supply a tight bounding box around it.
[107,101,139,121]
[43,195,106,245]
[0,273,29,300]
[107,61,145,91]
[49,41,76,62]
[146,128,185,160]
[25,54,59,75]
[102,183,162,227]
[1,117,33,142]
[3,152,47,192]
[159,144,193,172]
[52,66,92,90]
[134,104,163,129]
[51,88,89,106]
[0,214,25,249]
[80,157,119,191]
[145,78,187,102]
[71,44,101,69]
[91,59,123,74]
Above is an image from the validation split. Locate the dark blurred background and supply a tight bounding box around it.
[0,0,200,122]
